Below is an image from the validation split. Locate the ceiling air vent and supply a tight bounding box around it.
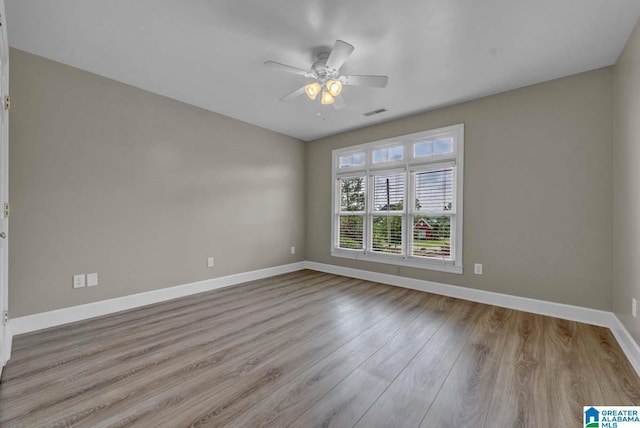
[363,108,387,117]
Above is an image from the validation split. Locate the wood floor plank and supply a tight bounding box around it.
[16,281,406,426]
[292,299,481,428]
[7,270,327,372]
[82,285,413,428]
[5,270,317,380]
[3,273,347,390]
[121,289,430,428]
[227,293,453,428]
[2,276,400,425]
[353,302,495,428]
[10,270,316,355]
[484,311,549,428]
[418,306,515,428]
[544,317,605,426]
[578,323,640,405]
[0,271,638,428]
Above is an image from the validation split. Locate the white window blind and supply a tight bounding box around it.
[371,173,405,255]
[411,168,455,260]
[337,176,366,250]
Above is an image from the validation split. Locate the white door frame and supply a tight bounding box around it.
[0,0,9,374]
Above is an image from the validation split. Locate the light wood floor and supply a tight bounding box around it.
[1,270,639,427]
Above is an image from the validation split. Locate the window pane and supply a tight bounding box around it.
[433,138,453,155]
[388,146,404,161]
[415,168,454,212]
[339,177,365,212]
[413,141,433,157]
[373,173,405,212]
[372,146,404,163]
[414,138,453,157]
[412,215,451,259]
[339,152,365,169]
[372,215,403,254]
[372,148,388,163]
[338,155,352,168]
[339,215,364,249]
[352,152,365,166]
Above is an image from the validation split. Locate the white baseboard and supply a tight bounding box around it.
[5,323,10,360]
[5,259,640,379]
[303,261,640,377]
[303,262,613,326]
[0,323,9,377]
[9,262,305,338]
[609,315,640,377]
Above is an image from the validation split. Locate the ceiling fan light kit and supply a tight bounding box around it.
[304,82,321,100]
[320,90,335,105]
[265,40,389,109]
[326,80,342,97]
[305,80,341,105]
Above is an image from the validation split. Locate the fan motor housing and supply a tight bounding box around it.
[312,52,336,82]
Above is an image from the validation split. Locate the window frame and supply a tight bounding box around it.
[331,123,464,274]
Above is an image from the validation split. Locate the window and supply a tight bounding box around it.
[331,124,464,273]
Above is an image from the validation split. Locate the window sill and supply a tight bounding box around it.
[330,250,463,274]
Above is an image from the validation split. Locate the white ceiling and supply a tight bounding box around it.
[6,1,640,141]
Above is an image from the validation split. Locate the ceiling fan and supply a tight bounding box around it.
[264,40,389,109]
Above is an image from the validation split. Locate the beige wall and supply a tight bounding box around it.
[307,68,613,310]
[7,46,620,317]
[9,49,305,317]
[613,20,640,343]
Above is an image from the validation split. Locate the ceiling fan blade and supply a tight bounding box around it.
[342,75,389,88]
[333,94,347,110]
[264,61,310,77]
[279,86,307,102]
[325,40,354,71]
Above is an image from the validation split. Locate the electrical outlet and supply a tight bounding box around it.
[633,298,637,318]
[207,257,214,268]
[474,263,483,275]
[73,274,86,289]
[87,273,98,287]
[290,246,296,255]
